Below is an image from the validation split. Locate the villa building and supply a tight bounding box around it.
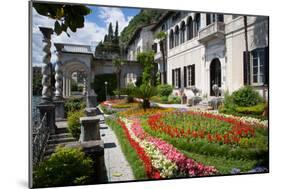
[128,11,269,99]
[126,24,156,61]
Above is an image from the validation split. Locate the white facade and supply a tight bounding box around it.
[151,12,268,98]
[126,24,155,61]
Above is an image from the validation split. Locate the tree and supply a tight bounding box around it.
[156,31,168,84]
[243,16,250,85]
[113,58,124,91]
[108,22,114,41]
[33,3,92,36]
[114,21,119,44]
[137,51,156,86]
[134,84,157,111]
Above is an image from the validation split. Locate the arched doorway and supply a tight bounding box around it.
[210,58,221,96]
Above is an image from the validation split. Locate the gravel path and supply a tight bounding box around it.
[97,114,135,182]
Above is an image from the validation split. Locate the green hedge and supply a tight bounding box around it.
[67,111,85,139]
[91,74,117,102]
[33,147,93,188]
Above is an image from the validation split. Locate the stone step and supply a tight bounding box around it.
[55,127,68,134]
[47,137,76,145]
[49,133,72,140]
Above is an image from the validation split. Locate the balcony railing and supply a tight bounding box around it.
[198,22,225,43]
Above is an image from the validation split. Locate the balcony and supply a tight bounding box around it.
[198,22,225,43]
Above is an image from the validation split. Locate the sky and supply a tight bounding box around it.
[32,5,140,66]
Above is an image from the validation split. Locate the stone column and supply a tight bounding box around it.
[40,27,53,104]
[37,27,56,134]
[53,46,65,120]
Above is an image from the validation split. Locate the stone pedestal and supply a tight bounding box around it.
[86,89,97,108]
[84,107,97,116]
[80,116,100,142]
[53,100,65,120]
[37,103,56,134]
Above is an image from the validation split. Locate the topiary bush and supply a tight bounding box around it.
[157,84,173,97]
[33,146,94,188]
[67,111,84,139]
[232,86,263,107]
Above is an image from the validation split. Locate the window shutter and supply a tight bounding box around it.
[264,46,269,85]
[178,68,181,88]
[172,69,175,86]
[192,65,195,86]
[184,66,187,87]
[243,51,250,85]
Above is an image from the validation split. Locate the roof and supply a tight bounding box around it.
[54,43,92,54]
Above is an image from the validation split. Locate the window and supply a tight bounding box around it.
[232,15,239,19]
[187,17,193,40]
[172,68,181,88]
[169,30,174,49]
[187,65,195,86]
[251,49,265,85]
[175,26,180,46]
[180,21,186,44]
[125,73,137,86]
[194,14,201,37]
[217,14,224,22]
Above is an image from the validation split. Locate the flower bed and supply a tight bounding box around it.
[141,110,268,173]
[117,117,217,178]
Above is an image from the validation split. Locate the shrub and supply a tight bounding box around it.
[235,103,265,115]
[120,83,136,102]
[33,147,93,188]
[64,97,86,115]
[232,86,263,107]
[91,74,117,102]
[67,111,84,139]
[157,84,173,97]
[168,95,181,104]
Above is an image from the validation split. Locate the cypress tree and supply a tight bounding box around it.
[108,22,113,41]
[115,21,119,41]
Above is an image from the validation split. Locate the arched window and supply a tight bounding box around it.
[187,17,193,40]
[180,21,186,44]
[194,13,201,37]
[169,29,174,49]
[175,26,180,46]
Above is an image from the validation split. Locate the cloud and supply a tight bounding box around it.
[31,6,133,66]
[98,7,133,34]
[32,8,107,66]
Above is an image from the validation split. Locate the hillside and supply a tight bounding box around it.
[120,9,166,46]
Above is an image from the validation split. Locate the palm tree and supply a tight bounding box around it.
[243,16,250,85]
[113,58,124,93]
[156,31,167,84]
